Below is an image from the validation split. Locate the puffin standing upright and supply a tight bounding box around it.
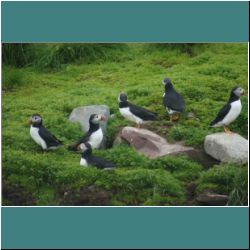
[29,114,63,151]
[79,143,116,170]
[68,114,105,151]
[118,92,157,128]
[210,86,245,133]
[162,78,185,122]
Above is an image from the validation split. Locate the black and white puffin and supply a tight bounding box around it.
[68,114,106,151]
[162,78,185,122]
[210,86,245,133]
[79,143,116,170]
[29,114,63,151]
[118,92,157,128]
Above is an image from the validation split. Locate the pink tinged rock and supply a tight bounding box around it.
[118,126,194,159]
[196,192,229,206]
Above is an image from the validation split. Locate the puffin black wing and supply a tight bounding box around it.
[128,103,157,121]
[210,103,231,126]
[68,131,91,151]
[163,91,185,112]
[38,126,62,148]
[89,156,116,169]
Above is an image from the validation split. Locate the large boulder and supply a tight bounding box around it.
[114,126,194,159]
[69,105,110,148]
[204,133,248,164]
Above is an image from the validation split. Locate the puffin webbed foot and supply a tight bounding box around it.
[224,126,233,134]
[169,113,179,122]
[172,113,179,121]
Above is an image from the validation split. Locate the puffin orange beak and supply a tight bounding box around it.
[243,91,248,96]
[28,118,32,125]
[101,115,106,121]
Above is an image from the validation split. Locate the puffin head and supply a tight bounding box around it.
[29,114,42,126]
[89,114,106,124]
[232,86,245,97]
[118,92,128,102]
[162,78,172,88]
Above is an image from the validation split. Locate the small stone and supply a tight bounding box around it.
[196,191,229,206]
[186,112,196,119]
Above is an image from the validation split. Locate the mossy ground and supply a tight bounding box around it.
[2,43,248,205]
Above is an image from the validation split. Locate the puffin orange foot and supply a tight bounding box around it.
[224,126,233,134]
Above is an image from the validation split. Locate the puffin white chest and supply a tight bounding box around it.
[80,158,88,167]
[89,128,103,149]
[30,126,47,150]
[223,100,242,125]
[119,107,143,124]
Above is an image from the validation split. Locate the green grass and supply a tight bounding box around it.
[2,66,26,90]
[2,43,248,205]
[196,164,248,206]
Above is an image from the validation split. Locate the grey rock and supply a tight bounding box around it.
[69,105,110,132]
[69,105,110,148]
[114,126,194,159]
[204,133,248,164]
[196,191,229,206]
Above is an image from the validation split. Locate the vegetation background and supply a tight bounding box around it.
[2,43,248,206]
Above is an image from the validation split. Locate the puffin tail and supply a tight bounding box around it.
[58,140,63,145]
[67,143,78,151]
[103,162,116,170]
[209,120,216,128]
[154,113,161,121]
[148,111,158,120]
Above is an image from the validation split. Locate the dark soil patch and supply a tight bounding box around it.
[59,185,112,206]
[185,182,198,206]
[2,179,36,206]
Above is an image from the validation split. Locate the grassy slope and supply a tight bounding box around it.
[2,44,248,205]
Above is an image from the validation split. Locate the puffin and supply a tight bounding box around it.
[162,78,185,122]
[118,92,157,128]
[29,114,63,151]
[68,114,106,151]
[79,143,116,170]
[210,86,245,133]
